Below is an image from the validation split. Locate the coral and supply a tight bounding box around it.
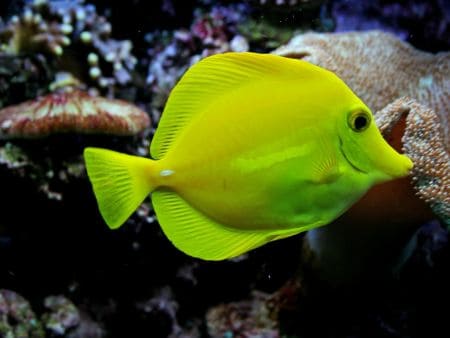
[273,30,450,122]
[0,89,150,138]
[0,290,104,338]
[190,5,248,56]
[0,88,151,204]
[246,0,331,33]
[244,0,332,49]
[0,289,45,338]
[0,53,51,109]
[206,291,279,338]
[0,0,137,94]
[330,0,450,52]
[0,142,29,170]
[0,140,89,201]
[146,4,250,113]
[67,310,105,338]
[0,2,71,56]
[375,97,449,225]
[135,287,183,337]
[0,88,149,203]
[146,1,331,116]
[42,295,80,336]
[237,18,300,50]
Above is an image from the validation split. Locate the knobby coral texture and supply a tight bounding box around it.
[0,289,102,338]
[0,0,137,96]
[376,98,449,225]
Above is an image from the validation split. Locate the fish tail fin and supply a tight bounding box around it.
[84,147,156,229]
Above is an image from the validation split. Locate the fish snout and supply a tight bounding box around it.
[376,149,414,182]
[392,154,414,178]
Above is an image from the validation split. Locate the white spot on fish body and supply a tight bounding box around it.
[160,169,175,177]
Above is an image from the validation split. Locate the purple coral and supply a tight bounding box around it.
[206,291,280,338]
[0,289,44,338]
[145,4,250,113]
[42,295,81,335]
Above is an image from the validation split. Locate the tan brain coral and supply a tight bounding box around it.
[0,90,150,138]
[376,97,449,225]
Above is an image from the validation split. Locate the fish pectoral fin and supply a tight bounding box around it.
[310,138,342,184]
[152,189,297,261]
[311,160,341,184]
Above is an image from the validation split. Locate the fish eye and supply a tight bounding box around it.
[348,110,371,132]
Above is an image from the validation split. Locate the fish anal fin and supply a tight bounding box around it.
[152,189,302,261]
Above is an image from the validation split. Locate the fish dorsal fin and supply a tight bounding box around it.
[152,189,306,260]
[150,52,323,159]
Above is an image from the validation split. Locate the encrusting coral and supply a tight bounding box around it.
[0,0,137,94]
[0,53,51,109]
[206,291,279,338]
[42,295,80,336]
[0,3,71,56]
[0,89,150,138]
[0,289,102,338]
[0,289,45,338]
[376,97,449,225]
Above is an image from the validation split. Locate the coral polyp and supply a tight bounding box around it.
[0,0,137,94]
[0,5,70,56]
[375,97,449,225]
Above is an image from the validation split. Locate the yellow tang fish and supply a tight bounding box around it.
[84,52,413,261]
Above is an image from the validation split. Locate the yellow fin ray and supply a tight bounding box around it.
[152,189,304,260]
[84,147,156,229]
[151,52,323,159]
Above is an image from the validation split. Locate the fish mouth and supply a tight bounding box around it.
[338,136,367,174]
